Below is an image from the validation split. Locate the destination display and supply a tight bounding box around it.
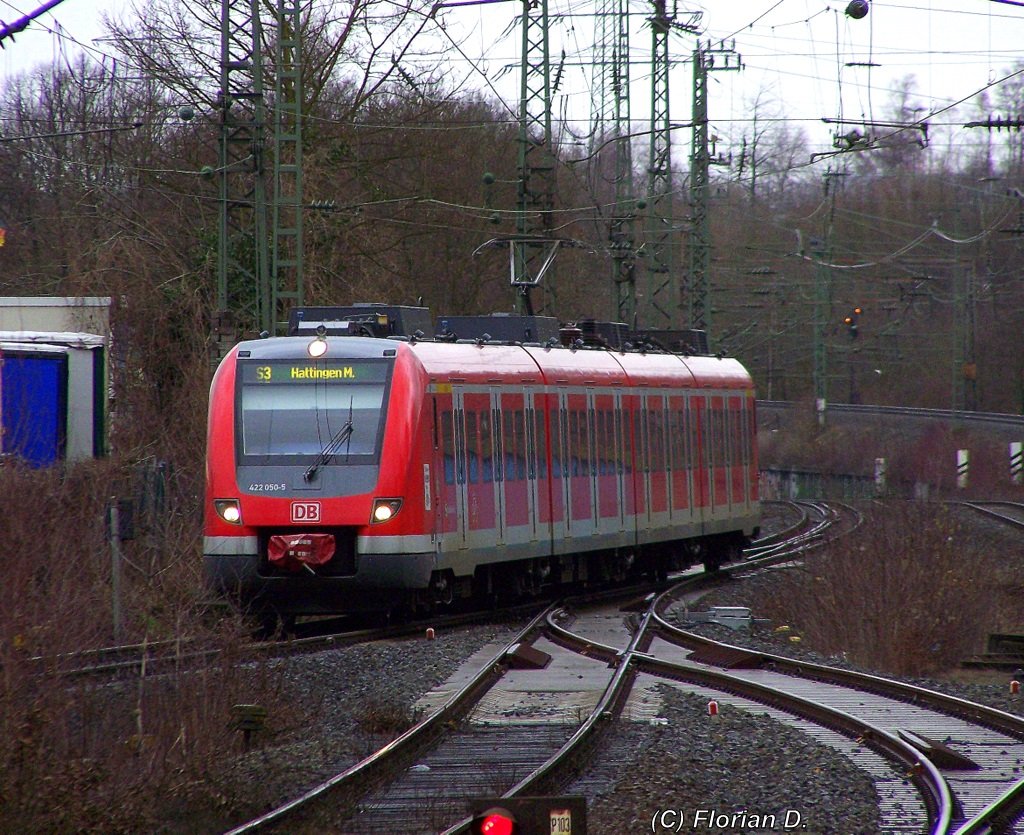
[241,360,390,385]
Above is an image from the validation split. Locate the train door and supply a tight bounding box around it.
[668,394,690,526]
[620,393,641,529]
[647,393,669,521]
[634,394,649,531]
[710,394,728,514]
[586,389,599,531]
[613,392,627,533]
[591,391,622,537]
[524,388,541,543]
[567,391,595,537]
[547,390,569,542]
[498,389,539,547]
[690,392,709,516]
[450,386,469,549]
[430,395,446,545]
[489,388,506,547]
[727,395,742,512]
[463,390,497,542]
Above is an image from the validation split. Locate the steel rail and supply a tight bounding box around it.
[952,777,1024,834]
[472,586,952,835]
[226,501,855,834]
[651,608,1024,743]
[438,604,657,835]
[628,650,953,834]
[222,603,557,834]
[959,501,1024,529]
[651,606,1024,833]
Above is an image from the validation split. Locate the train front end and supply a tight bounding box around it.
[203,333,432,617]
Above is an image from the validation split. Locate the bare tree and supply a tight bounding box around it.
[103,0,442,120]
[729,86,811,206]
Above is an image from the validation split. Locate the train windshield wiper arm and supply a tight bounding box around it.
[304,420,354,482]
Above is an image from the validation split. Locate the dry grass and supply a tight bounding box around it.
[758,503,1009,676]
[759,401,1024,498]
[0,446,299,829]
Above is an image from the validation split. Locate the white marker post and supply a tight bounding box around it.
[957,449,969,490]
[1011,442,1023,485]
[874,457,887,495]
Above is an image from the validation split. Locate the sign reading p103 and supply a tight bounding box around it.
[242,361,390,385]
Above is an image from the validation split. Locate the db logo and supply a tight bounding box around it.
[290,501,321,523]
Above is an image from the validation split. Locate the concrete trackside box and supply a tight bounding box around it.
[0,298,111,465]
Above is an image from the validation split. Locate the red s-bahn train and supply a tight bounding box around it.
[203,306,760,620]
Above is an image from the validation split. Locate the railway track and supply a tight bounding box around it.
[214,500,856,833]
[960,500,1024,529]
[44,500,817,683]
[649,595,1024,834]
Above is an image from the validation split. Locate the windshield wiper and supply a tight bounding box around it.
[303,420,354,482]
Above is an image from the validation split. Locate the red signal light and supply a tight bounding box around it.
[475,808,518,835]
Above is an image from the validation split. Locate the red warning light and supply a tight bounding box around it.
[476,808,517,835]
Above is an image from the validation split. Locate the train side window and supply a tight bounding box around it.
[502,410,515,482]
[587,409,597,477]
[695,399,706,471]
[671,404,683,472]
[722,405,731,468]
[526,407,537,480]
[515,410,527,480]
[740,402,749,466]
[733,399,741,471]
[715,402,726,468]
[466,411,479,484]
[441,410,454,486]
[479,409,493,483]
[613,406,623,475]
[534,406,548,480]
[581,410,591,477]
[549,403,563,478]
[710,403,721,468]
[685,400,693,470]
[633,405,645,473]
[566,410,577,477]
[492,405,504,482]
[723,404,730,467]
[454,407,466,485]
[648,407,665,473]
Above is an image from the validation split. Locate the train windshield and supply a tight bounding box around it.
[237,359,391,463]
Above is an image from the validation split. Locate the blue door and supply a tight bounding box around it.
[1,352,68,466]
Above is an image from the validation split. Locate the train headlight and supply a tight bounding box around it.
[307,324,328,358]
[214,499,243,525]
[370,498,403,524]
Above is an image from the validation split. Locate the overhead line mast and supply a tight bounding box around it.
[688,39,740,334]
[215,0,304,357]
[590,0,637,325]
[642,1,700,329]
[216,0,269,352]
[511,0,559,316]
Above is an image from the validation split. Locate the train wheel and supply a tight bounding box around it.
[429,570,455,606]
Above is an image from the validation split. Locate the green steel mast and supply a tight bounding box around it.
[216,0,269,346]
[642,1,699,328]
